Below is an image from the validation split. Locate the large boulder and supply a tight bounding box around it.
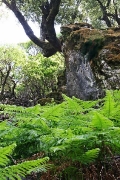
[61,23,120,100]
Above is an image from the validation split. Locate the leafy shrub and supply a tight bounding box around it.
[0,90,120,179]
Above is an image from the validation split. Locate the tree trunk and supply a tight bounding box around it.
[11,80,17,98]
[0,65,11,97]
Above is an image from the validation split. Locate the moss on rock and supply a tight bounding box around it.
[61,23,120,92]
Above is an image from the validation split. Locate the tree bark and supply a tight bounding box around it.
[0,64,11,97]
[40,0,61,52]
[111,8,120,25]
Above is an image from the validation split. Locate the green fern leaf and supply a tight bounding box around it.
[81,148,100,164]
[0,144,16,167]
[0,157,49,179]
[26,104,41,115]
[50,145,68,153]
[91,112,114,130]
[102,90,115,118]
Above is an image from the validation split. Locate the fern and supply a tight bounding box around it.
[0,144,49,179]
[101,90,115,118]
[0,144,16,167]
[50,134,100,164]
[98,90,120,126]
[112,90,120,106]
[81,148,100,164]
[0,157,49,180]
[91,112,114,130]
[107,127,120,152]
[0,90,120,179]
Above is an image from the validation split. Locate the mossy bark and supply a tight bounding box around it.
[61,23,120,100]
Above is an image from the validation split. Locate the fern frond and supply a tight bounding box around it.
[50,145,68,153]
[0,144,16,167]
[81,148,100,164]
[0,157,49,180]
[108,105,120,127]
[0,121,10,131]
[113,90,120,106]
[102,90,115,118]
[72,96,98,109]
[108,127,120,152]
[25,104,41,115]
[62,94,83,113]
[91,112,114,130]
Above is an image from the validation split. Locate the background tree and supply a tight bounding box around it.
[19,41,41,56]
[81,0,120,28]
[0,45,26,100]
[0,43,64,105]
[17,44,64,105]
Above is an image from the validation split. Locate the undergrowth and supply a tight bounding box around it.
[0,90,120,179]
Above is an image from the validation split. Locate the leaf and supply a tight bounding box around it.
[0,157,49,179]
[102,90,115,118]
[91,112,114,130]
[81,148,100,164]
[50,145,68,153]
[0,144,16,167]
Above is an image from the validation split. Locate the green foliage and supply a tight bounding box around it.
[2,0,120,30]
[0,144,49,179]
[0,43,64,103]
[0,158,49,180]
[11,0,82,24]
[18,50,64,100]
[100,90,120,126]
[101,90,115,118]
[0,45,26,64]
[91,112,114,130]
[0,45,27,98]
[0,143,49,179]
[0,144,16,167]
[80,0,120,28]
[0,90,120,178]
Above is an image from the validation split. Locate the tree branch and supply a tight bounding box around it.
[106,0,111,7]
[113,2,120,26]
[96,0,112,27]
[106,11,120,26]
[2,0,58,57]
[47,0,61,23]
[40,0,62,52]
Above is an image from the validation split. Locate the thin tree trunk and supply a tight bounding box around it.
[0,65,11,97]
